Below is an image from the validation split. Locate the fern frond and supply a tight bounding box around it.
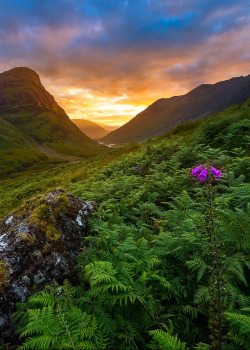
[149,329,187,350]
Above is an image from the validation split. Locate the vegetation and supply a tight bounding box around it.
[0,115,66,174]
[0,100,249,349]
[0,116,65,178]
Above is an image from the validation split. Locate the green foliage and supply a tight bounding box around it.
[148,328,187,349]
[15,282,107,350]
[225,309,250,349]
[193,102,250,150]
[1,100,249,349]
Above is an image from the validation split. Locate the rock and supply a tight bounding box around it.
[0,188,96,343]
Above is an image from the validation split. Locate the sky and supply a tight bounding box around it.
[0,0,249,126]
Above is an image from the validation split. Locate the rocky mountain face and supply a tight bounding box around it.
[0,67,62,113]
[0,188,96,343]
[0,67,106,176]
[101,74,250,144]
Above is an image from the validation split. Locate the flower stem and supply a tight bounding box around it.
[207,184,222,350]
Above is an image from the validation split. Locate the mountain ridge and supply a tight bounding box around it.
[101,74,250,144]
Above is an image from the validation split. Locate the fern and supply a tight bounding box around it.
[225,310,250,349]
[148,329,187,350]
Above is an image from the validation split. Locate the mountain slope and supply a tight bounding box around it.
[101,74,250,144]
[0,115,69,177]
[71,119,109,139]
[0,67,106,159]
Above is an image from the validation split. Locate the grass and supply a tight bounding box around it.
[0,117,65,177]
[0,142,140,217]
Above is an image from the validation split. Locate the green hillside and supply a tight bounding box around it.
[101,74,250,144]
[0,100,249,349]
[2,110,105,156]
[0,117,63,177]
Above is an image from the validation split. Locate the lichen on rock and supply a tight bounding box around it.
[0,187,96,343]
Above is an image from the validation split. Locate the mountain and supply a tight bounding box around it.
[71,119,109,139]
[0,67,106,175]
[97,122,119,132]
[101,74,250,144]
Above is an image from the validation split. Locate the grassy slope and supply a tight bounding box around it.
[0,117,65,177]
[0,143,140,217]
[0,100,249,218]
[2,111,107,156]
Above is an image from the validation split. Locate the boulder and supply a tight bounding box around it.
[0,188,96,343]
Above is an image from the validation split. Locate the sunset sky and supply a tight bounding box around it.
[0,0,249,126]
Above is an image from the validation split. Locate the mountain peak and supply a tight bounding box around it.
[0,66,61,113]
[1,66,40,80]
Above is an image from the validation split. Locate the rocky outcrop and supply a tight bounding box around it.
[0,188,96,343]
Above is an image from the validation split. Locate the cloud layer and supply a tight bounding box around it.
[0,0,249,125]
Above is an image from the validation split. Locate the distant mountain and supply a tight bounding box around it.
[0,67,106,175]
[71,119,109,139]
[101,75,250,144]
[97,123,119,132]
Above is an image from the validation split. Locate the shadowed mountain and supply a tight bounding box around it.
[0,67,106,175]
[101,74,250,144]
[71,119,109,139]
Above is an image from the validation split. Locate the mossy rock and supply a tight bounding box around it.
[0,187,96,343]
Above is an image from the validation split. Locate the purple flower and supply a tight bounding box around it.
[136,166,140,173]
[211,166,221,178]
[198,168,208,182]
[191,165,203,177]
